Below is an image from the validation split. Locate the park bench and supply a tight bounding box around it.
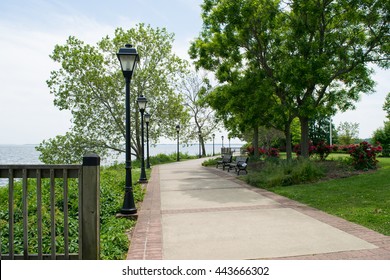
[216,154,232,170]
[228,156,249,175]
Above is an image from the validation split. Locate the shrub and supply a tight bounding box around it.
[246,145,280,159]
[246,146,266,157]
[348,141,382,170]
[244,159,324,188]
[148,152,197,165]
[202,158,219,166]
[294,141,338,160]
[267,148,280,158]
[288,159,324,184]
[381,145,390,157]
[294,142,316,157]
[315,141,332,160]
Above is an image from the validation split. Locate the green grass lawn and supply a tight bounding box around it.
[270,157,390,235]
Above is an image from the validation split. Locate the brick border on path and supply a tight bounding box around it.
[126,166,163,259]
[126,164,390,260]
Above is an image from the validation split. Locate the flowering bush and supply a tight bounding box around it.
[331,145,339,152]
[315,141,333,160]
[295,141,341,160]
[294,142,317,157]
[337,144,357,153]
[246,146,266,156]
[348,141,382,170]
[246,146,279,158]
[267,148,280,158]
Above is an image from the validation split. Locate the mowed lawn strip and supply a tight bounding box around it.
[270,157,390,236]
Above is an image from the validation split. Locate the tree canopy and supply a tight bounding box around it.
[37,24,190,164]
[383,92,390,119]
[373,92,390,150]
[190,0,389,157]
[337,121,360,145]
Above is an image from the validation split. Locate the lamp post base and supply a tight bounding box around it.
[138,178,148,184]
[116,212,138,219]
[120,189,137,215]
[119,208,137,215]
[139,164,148,183]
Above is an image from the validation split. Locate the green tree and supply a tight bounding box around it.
[37,24,189,164]
[285,0,388,156]
[383,92,390,119]
[373,122,390,146]
[180,71,220,156]
[191,0,297,159]
[204,69,286,157]
[337,122,359,145]
[373,94,390,155]
[190,0,389,158]
[309,113,337,145]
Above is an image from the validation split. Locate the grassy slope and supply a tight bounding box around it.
[271,158,390,235]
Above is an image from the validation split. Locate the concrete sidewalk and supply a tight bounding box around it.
[127,158,390,260]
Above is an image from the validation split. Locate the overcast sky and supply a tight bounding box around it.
[0,0,389,145]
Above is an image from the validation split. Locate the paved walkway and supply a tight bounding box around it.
[126,158,390,260]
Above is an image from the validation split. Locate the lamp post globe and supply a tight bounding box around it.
[137,95,148,183]
[145,112,151,169]
[176,124,180,161]
[117,44,139,215]
[117,44,139,78]
[137,95,147,110]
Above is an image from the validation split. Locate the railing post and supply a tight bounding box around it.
[81,154,100,260]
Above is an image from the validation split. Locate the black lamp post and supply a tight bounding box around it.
[212,133,215,156]
[137,95,148,183]
[117,44,139,215]
[198,131,202,158]
[229,137,231,148]
[145,112,151,169]
[221,136,224,148]
[176,124,180,161]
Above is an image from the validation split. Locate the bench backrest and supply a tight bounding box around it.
[235,156,248,164]
[222,154,232,163]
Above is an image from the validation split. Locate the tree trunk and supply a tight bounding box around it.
[201,137,206,157]
[253,126,259,157]
[299,116,310,158]
[284,123,292,161]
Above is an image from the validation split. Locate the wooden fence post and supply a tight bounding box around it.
[81,154,100,260]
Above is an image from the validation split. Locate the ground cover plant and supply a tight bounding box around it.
[0,164,145,260]
[202,157,219,167]
[244,158,325,188]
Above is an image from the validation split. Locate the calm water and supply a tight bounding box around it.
[0,143,243,186]
[0,145,41,186]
